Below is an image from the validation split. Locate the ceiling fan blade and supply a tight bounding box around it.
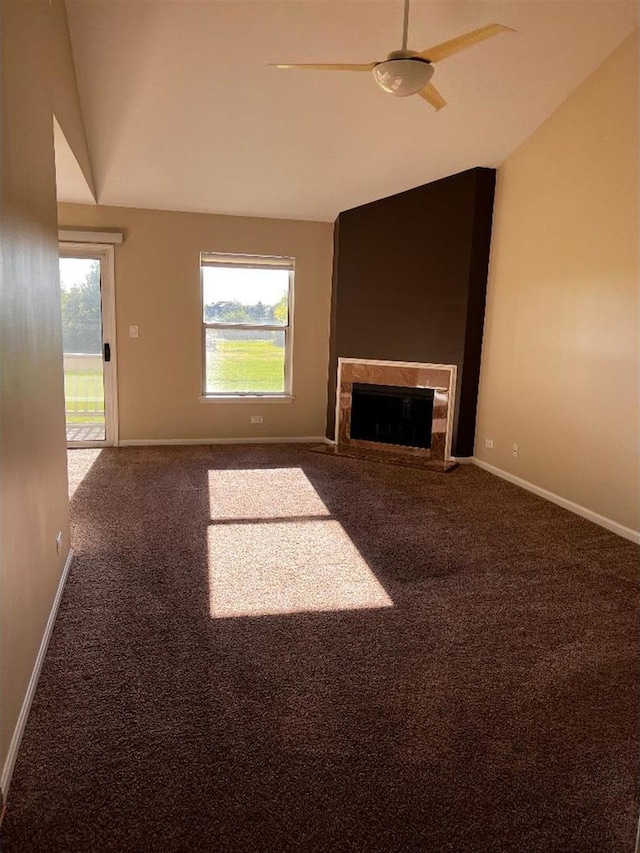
[418,24,515,63]
[418,83,447,111]
[271,63,374,72]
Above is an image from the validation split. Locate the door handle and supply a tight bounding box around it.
[104,343,111,363]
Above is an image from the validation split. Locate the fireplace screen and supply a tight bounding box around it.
[350,383,435,450]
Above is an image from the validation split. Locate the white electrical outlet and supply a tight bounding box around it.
[55,531,62,555]
[512,443,519,458]
[251,415,263,424]
[129,325,139,338]
[485,439,494,449]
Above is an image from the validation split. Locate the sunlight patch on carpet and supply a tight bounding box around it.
[208,468,331,520]
[208,519,393,618]
[67,448,103,499]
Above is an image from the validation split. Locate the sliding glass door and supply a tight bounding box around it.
[59,244,118,446]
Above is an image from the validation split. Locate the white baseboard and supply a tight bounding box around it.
[1,549,75,803]
[118,436,326,447]
[472,458,639,544]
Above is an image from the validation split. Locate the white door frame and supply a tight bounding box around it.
[59,241,119,447]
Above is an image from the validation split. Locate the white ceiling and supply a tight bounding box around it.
[54,116,96,205]
[64,0,637,222]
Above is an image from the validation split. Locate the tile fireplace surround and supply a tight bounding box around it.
[331,358,457,472]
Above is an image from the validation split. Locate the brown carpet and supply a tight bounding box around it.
[2,444,638,852]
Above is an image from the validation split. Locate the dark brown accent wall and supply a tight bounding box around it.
[326,167,496,457]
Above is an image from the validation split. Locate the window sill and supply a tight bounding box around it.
[199,395,294,404]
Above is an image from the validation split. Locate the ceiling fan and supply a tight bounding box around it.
[272,0,514,111]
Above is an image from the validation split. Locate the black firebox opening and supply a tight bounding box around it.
[350,383,434,450]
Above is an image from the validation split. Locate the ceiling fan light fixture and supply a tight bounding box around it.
[372,57,433,97]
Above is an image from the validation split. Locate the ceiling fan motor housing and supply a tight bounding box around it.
[372,50,434,97]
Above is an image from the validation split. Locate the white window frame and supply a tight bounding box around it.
[200,252,295,400]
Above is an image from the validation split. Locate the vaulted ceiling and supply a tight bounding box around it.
[63,0,637,221]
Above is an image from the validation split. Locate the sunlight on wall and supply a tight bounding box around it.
[207,468,392,618]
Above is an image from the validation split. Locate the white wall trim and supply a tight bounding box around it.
[58,229,123,244]
[472,458,640,544]
[118,436,326,446]
[1,550,75,802]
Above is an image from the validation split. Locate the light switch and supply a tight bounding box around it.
[129,325,139,338]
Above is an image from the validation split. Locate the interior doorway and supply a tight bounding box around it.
[59,242,118,447]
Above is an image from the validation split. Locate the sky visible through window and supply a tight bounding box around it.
[203,266,288,310]
[59,257,98,291]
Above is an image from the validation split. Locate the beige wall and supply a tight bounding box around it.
[1,0,93,783]
[57,204,334,441]
[476,33,638,533]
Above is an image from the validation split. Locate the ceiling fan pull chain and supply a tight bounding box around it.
[401,0,410,50]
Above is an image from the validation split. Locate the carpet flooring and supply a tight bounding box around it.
[2,444,638,852]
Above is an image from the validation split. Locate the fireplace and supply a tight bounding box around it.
[351,384,435,450]
[334,358,457,470]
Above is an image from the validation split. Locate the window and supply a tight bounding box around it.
[201,252,294,397]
